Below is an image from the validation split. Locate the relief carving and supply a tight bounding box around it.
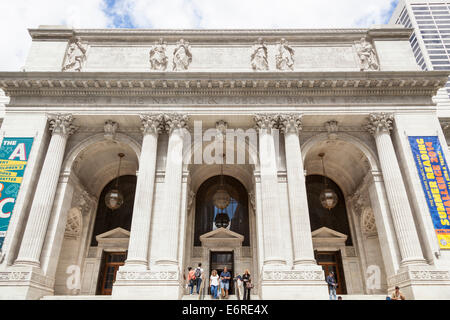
[62,37,88,72]
[149,38,168,71]
[355,37,380,71]
[173,39,192,71]
[251,38,269,71]
[275,38,295,71]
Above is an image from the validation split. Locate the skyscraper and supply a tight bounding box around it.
[390,0,450,105]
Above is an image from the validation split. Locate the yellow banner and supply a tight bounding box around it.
[0,170,17,177]
[0,160,27,166]
[0,165,25,171]
[0,176,22,183]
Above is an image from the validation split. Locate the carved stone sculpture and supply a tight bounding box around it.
[173,39,192,71]
[104,120,118,140]
[355,37,379,71]
[62,37,88,72]
[149,38,168,71]
[251,38,269,71]
[276,38,294,71]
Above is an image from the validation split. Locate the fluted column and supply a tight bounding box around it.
[125,114,163,268]
[279,114,316,266]
[155,113,189,266]
[254,114,286,266]
[366,113,426,266]
[15,114,76,267]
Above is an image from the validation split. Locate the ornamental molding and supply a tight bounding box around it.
[0,72,447,99]
[115,271,179,281]
[262,270,324,281]
[140,114,164,135]
[0,271,55,288]
[388,270,450,286]
[278,113,303,135]
[104,120,118,140]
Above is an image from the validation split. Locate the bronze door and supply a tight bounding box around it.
[210,251,234,295]
[315,250,347,294]
[99,252,127,295]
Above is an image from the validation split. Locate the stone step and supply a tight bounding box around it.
[41,295,112,300]
[182,294,260,300]
[337,294,387,300]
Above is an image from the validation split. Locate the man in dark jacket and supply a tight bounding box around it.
[326,271,337,300]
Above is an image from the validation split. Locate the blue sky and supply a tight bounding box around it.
[0,0,399,71]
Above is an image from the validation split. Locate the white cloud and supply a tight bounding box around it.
[113,0,396,28]
[0,0,111,71]
[0,0,397,71]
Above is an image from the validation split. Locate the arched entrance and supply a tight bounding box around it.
[303,135,388,295]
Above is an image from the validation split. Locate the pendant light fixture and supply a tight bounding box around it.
[213,153,231,228]
[105,153,125,210]
[318,153,338,211]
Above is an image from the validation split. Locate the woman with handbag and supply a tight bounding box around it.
[242,269,252,300]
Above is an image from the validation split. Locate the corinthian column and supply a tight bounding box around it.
[366,113,426,266]
[15,114,77,267]
[124,114,163,269]
[254,114,286,266]
[155,113,189,267]
[279,114,316,266]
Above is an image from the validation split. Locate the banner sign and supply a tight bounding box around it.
[0,137,34,250]
[409,136,450,249]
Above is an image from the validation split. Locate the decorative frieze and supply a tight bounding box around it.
[388,270,450,287]
[115,271,179,281]
[263,270,324,281]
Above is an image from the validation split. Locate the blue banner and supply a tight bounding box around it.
[0,137,34,250]
[409,136,450,249]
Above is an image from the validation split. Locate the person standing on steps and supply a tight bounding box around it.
[326,271,337,300]
[187,267,196,295]
[242,269,252,300]
[194,263,204,295]
[210,269,219,299]
[220,266,231,299]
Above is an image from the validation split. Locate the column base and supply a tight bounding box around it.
[388,265,450,300]
[112,269,181,299]
[260,264,328,300]
[0,265,54,300]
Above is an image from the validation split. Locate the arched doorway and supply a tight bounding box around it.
[92,175,137,295]
[306,174,352,294]
[193,175,251,296]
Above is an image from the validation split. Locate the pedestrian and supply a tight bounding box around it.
[210,269,219,299]
[187,267,196,295]
[194,263,204,294]
[220,266,231,299]
[234,274,243,300]
[326,271,337,300]
[242,269,252,300]
[391,286,405,300]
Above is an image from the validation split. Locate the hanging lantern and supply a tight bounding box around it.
[105,153,125,210]
[318,153,338,211]
[213,188,231,210]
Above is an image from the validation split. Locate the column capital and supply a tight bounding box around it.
[278,113,303,135]
[254,113,279,131]
[140,114,164,136]
[366,112,394,136]
[48,114,77,137]
[163,113,189,134]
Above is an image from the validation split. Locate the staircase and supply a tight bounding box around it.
[182,294,260,300]
[337,294,387,300]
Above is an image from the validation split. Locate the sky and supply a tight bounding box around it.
[0,0,399,71]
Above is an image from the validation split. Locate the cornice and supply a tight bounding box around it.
[0,71,447,98]
[28,27,414,42]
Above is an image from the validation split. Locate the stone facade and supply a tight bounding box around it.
[0,25,449,300]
